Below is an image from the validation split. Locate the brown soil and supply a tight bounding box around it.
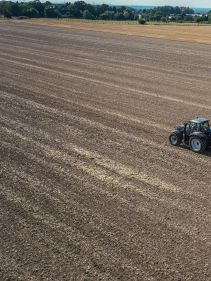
[0,22,211,281]
[4,18,211,44]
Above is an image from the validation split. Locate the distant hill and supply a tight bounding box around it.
[130,5,156,10]
[130,6,211,13]
[193,7,211,13]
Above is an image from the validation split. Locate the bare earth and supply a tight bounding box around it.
[0,21,211,281]
[8,18,211,44]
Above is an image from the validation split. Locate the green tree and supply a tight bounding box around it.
[82,9,94,19]
[208,12,211,23]
[31,0,44,17]
[195,17,203,23]
[138,18,146,24]
[99,10,114,20]
[96,4,110,15]
[23,7,39,18]
[123,10,133,20]
[181,6,194,15]
[68,3,81,18]
[176,14,183,22]
[0,1,21,17]
[161,16,167,22]
[3,10,12,18]
[44,5,61,18]
[114,12,124,20]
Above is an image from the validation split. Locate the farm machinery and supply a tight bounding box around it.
[169,118,211,153]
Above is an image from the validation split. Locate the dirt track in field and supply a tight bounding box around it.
[0,22,211,281]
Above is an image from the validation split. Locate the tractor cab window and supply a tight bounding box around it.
[201,121,209,132]
[185,123,191,133]
[189,122,199,132]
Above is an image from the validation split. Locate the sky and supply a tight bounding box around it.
[89,1,211,8]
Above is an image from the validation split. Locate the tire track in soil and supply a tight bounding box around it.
[0,137,210,280]
[1,54,211,112]
[1,117,210,241]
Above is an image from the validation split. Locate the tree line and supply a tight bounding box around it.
[0,0,139,20]
[141,6,211,23]
[0,1,211,23]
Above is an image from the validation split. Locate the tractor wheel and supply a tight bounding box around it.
[169,133,181,146]
[189,137,206,153]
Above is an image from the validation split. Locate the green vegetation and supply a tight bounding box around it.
[0,1,139,20]
[0,1,211,24]
[142,6,211,24]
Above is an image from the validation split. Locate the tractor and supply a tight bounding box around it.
[169,118,211,153]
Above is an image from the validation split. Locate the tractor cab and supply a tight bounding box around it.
[185,118,210,136]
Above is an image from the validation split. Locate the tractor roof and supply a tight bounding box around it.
[191,118,209,123]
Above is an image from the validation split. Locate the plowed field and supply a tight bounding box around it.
[0,22,211,281]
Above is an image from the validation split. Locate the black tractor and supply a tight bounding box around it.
[169,118,211,153]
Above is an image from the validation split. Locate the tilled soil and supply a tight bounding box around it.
[9,19,211,45]
[0,22,211,281]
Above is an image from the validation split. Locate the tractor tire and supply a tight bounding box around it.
[189,136,207,153]
[169,133,181,146]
